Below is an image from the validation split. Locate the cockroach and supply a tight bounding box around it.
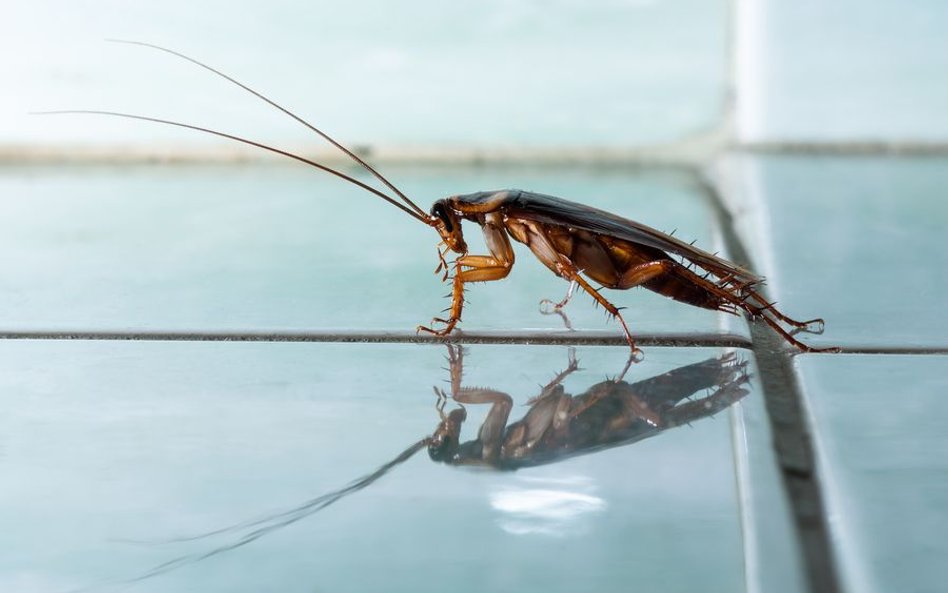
[40,41,836,357]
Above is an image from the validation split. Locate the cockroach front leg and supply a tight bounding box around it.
[417,259,467,337]
[418,214,515,337]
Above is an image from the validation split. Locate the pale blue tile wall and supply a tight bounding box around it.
[747,0,948,141]
[2,0,727,148]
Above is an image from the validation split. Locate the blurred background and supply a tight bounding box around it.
[2,0,946,157]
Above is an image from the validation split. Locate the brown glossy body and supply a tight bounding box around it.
[421,190,833,355]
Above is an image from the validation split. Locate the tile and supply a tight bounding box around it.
[710,154,948,349]
[3,1,726,148]
[0,342,750,593]
[0,165,743,338]
[745,0,948,140]
[797,354,948,593]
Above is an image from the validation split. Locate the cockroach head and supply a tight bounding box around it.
[430,199,467,254]
[427,407,466,462]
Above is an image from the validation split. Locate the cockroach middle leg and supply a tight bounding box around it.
[540,305,575,331]
[539,281,578,330]
[568,271,642,360]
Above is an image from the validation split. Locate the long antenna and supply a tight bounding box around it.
[108,39,430,219]
[34,110,429,223]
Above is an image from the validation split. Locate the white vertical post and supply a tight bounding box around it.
[734,0,766,143]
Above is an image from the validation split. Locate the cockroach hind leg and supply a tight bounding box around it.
[801,344,843,354]
[755,312,839,353]
[799,317,826,335]
[784,317,825,337]
[746,290,826,334]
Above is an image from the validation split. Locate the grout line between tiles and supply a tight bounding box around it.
[0,330,940,355]
[735,141,948,157]
[830,346,948,355]
[6,142,946,166]
[699,174,842,593]
[744,329,843,593]
[0,329,752,348]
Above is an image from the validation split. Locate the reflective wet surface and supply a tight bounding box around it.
[0,343,748,593]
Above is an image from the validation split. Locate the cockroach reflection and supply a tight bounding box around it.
[39,41,837,357]
[103,347,749,587]
[428,346,749,469]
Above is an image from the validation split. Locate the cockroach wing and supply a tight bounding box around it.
[481,190,761,284]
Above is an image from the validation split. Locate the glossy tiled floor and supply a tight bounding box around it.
[0,343,748,593]
[1,157,944,593]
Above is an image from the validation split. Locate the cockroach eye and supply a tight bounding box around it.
[432,203,454,233]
